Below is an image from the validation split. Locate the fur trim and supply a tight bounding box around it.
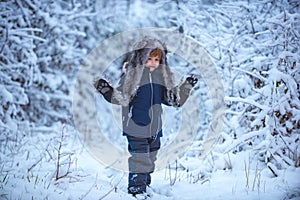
[114,36,178,106]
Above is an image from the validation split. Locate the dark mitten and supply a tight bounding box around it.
[94,79,113,95]
[185,75,198,87]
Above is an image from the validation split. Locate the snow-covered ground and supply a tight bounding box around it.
[1,127,299,200]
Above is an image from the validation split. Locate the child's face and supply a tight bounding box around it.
[145,56,160,72]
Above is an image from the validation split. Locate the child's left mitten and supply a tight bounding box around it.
[94,79,113,95]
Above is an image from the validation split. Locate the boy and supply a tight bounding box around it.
[94,37,197,196]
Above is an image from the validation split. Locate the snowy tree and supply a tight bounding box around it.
[169,0,300,175]
[217,1,300,172]
[193,0,300,171]
[0,0,93,135]
[0,0,37,135]
[0,0,95,186]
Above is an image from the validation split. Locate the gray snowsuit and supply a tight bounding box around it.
[99,37,195,195]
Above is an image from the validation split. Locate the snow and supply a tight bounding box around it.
[0,85,14,104]
[1,0,300,199]
[1,127,299,200]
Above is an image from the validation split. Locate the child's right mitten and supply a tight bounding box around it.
[94,79,113,96]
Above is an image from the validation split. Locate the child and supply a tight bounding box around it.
[94,37,197,196]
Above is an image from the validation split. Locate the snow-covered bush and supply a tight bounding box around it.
[173,0,299,174]
[204,1,300,172]
[0,0,91,134]
[0,0,93,192]
[0,1,36,134]
[223,1,300,172]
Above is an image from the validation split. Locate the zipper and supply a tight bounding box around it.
[152,116,160,141]
[149,72,154,137]
[126,106,133,126]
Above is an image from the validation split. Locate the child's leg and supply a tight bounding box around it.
[147,136,161,186]
[127,136,152,194]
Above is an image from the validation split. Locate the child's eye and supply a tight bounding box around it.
[155,59,159,61]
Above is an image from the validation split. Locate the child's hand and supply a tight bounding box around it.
[185,75,198,87]
[94,79,113,95]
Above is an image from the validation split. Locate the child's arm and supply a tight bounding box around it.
[94,73,130,106]
[163,76,198,107]
[177,76,198,106]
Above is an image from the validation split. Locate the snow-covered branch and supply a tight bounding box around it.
[224,96,270,111]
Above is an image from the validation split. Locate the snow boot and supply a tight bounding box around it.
[128,185,146,196]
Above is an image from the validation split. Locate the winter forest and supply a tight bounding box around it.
[0,0,299,199]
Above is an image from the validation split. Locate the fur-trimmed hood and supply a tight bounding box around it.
[114,36,176,106]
